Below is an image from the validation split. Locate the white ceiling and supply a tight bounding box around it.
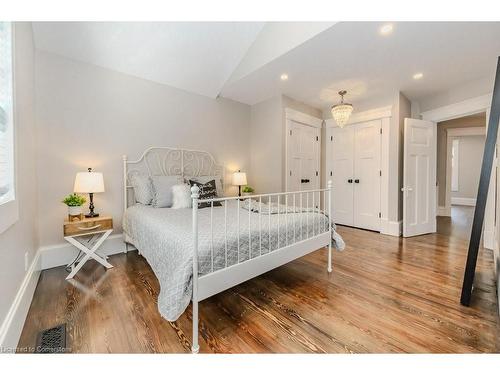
[32,22,500,109]
[32,22,265,98]
[221,22,500,108]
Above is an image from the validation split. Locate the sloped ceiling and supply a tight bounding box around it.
[32,22,265,98]
[32,22,500,109]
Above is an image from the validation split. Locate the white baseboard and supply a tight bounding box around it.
[451,197,476,206]
[39,233,134,270]
[380,219,402,237]
[437,206,451,216]
[0,250,41,350]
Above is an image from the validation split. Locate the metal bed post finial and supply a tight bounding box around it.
[191,184,200,354]
[327,180,333,273]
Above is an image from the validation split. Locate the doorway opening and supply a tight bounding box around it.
[436,112,487,237]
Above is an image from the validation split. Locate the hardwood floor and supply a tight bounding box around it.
[18,207,500,353]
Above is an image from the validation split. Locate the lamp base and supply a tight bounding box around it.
[85,192,99,218]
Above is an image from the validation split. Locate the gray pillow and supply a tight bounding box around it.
[130,174,153,205]
[151,175,183,208]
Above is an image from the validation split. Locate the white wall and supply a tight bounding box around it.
[249,96,282,194]
[249,95,322,194]
[451,135,485,200]
[35,50,251,247]
[0,22,38,348]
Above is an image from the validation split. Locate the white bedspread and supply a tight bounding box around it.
[123,201,344,321]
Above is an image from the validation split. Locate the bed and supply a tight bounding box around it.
[122,147,344,353]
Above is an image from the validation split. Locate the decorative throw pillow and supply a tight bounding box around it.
[189,179,222,208]
[171,184,192,209]
[129,174,153,205]
[151,175,183,208]
[187,175,224,197]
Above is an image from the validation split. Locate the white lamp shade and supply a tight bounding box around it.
[232,171,247,186]
[74,171,105,193]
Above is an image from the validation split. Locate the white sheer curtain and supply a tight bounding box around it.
[0,21,14,205]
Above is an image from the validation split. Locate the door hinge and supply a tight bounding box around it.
[289,130,292,136]
[330,171,333,177]
[316,171,318,176]
[330,135,333,141]
[378,212,381,218]
[289,170,292,176]
[316,136,319,141]
[379,170,382,177]
[380,128,382,134]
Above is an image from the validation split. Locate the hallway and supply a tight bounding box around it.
[437,205,476,241]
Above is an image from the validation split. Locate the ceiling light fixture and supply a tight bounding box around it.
[331,90,354,128]
[413,72,424,80]
[380,24,393,35]
[280,73,288,81]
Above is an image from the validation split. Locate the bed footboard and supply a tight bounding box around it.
[190,181,333,353]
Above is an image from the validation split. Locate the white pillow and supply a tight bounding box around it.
[130,174,153,205]
[171,184,192,209]
[151,175,183,208]
[187,175,224,197]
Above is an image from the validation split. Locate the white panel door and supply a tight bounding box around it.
[353,120,381,231]
[403,118,437,237]
[287,120,320,197]
[331,126,355,226]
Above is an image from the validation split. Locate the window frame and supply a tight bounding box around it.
[0,22,18,234]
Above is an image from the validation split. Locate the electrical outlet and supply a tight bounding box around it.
[24,252,29,271]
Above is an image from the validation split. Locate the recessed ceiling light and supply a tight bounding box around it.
[379,24,393,35]
[280,73,288,81]
[413,72,424,80]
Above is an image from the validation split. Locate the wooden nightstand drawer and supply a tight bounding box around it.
[64,216,113,237]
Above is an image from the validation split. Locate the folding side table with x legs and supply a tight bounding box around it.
[63,216,114,280]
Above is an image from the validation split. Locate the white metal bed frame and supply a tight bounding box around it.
[123,147,333,353]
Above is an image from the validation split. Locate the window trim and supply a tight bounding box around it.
[0,22,18,234]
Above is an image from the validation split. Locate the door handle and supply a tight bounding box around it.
[347,179,353,183]
[301,179,310,183]
[401,186,413,197]
[354,179,360,183]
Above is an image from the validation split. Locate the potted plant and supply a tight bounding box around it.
[62,193,86,218]
[242,186,254,197]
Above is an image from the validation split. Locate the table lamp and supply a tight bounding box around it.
[232,170,247,197]
[74,167,105,218]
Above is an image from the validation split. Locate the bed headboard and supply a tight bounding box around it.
[123,147,225,209]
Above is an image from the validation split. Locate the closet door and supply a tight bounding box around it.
[353,120,381,231]
[287,120,320,193]
[331,126,355,226]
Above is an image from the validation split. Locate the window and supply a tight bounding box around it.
[0,21,14,206]
[451,138,459,192]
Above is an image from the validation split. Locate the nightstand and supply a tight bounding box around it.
[63,216,114,280]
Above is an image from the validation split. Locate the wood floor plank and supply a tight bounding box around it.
[17,206,500,353]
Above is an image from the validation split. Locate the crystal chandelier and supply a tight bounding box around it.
[331,90,353,128]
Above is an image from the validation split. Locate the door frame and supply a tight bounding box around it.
[422,93,495,249]
[325,105,394,235]
[284,108,322,193]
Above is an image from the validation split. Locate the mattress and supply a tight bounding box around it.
[123,200,343,321]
